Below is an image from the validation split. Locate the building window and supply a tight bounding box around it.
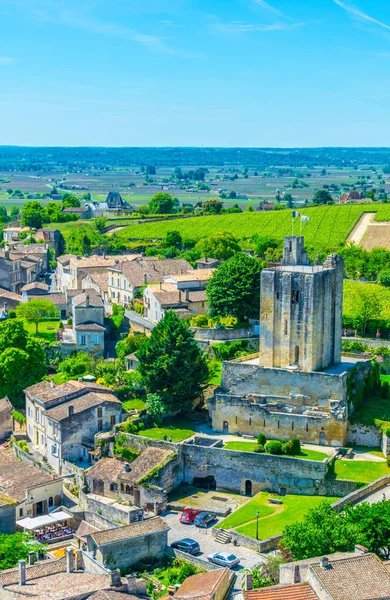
[98,420,103,431]
[284,320,288,335]
[292,290,300,305]
[80,335,86,346]
[125,485,132,495]
[27,406,31,417]
[120,483,124,492]
[48,497,53,507]
[19,508,23,517]
[110,483,118,492]
[35,408,39,421]
[52,444,57,455]
[111,292,115,299]
[111,415,116,426]
[94,335,99,345]
[97,407,103,418]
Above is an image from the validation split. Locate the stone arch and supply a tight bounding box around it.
[223,421,229,433]
[319,431,327,445]
[245,480,252,496]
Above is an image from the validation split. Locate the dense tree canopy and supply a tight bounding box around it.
[137,311,209,413]
[148,192,175,214]
[207,253,262,320]
[0,320,46,406]
[195,231,241,261]
[313,189,334,204]
[0,532,44,571]
[115,333,147,360]
[21,201,45,229]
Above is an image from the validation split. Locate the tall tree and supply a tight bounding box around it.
[313,189,334,204]
[148,193,175,214]
[207,253,262,320]
[21,201,45,229]
[137,312,209,413]
[195,231,241,261]
[16,299,58,334]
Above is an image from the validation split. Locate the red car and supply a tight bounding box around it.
[180,509,200,524]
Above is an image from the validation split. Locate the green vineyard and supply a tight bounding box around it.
[116,203,388,247]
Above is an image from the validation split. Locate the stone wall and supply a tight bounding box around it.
[79,490,141,525]
[346,424,382,448]
[192,327,257,341]
[212,527,282,553]
[0,399,12,443]
[331,475,390,511]
[90,529,168,571]
[169,548,221,571]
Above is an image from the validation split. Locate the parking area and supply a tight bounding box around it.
[162,509,263,571]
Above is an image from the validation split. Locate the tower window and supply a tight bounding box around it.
[295,345,300,365]
[276,292,281,300]
[235,416,238,424]
[306,423,309,432]
[292,422,294,431]
[292,290,300,304]
[289,241,292,252]
[277,420,280,429]
[284,320,288,335]
[249,418,252,426]
[263,420,266,427]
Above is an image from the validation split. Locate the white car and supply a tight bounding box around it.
[207,552,240,568]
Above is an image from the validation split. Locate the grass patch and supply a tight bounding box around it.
[349,445,384,458]
[208,360,222,386]
[223,441,328,461]
[23,319,61,342]
[334,460,389,483]
[216,492,338,540]
[349,393,390,429]
[122,398,147,412]
[141,417,195,442]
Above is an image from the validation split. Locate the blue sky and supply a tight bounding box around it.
[1,0,390,147]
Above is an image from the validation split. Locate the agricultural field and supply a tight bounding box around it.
[116,204,384,247]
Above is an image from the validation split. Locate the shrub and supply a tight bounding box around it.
[12,410,26,424]
[282,441,294,455]
[290,437,301,454]
[257,433,266,446]
[379,270,390,287]
[8,310,16,319]
[253,444,265,453]
[265,440,283,455]
[67,317,72,326]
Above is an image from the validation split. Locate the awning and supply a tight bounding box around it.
[16,511,71,530]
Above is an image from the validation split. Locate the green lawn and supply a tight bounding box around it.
[334,460,389,483]
[141,418,195,442]
[216,492,338,540]
[122,398,147,412]
[223,441,328,461]
[23,319,61,341]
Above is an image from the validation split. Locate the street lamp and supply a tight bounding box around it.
[256,511,259,540]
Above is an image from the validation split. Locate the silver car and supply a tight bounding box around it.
[207,552,240,568]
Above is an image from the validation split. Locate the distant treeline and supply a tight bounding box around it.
[2,146,390,171]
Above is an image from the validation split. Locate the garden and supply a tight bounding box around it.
[136,557,203,599]
[216,492,339,540]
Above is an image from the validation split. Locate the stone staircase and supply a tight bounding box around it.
[215,529,232,544]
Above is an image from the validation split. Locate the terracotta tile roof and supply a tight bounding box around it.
[0,287,22,302]
[0,396,12,414]
[25,379,110,404]
[148,283,185,307]
[174,568,231,600]
[90,516,169,546]
[57,253,76,265]
[87,457,126,481]
[166,269,215,282]
[309,553,390,600]
[0,557,67,586]
[0,447,60,503]
[88,592,140,600]
[116,258,193,288]
[71,254,140,269]
[74,322,106,331]
[21,282,49,292]
[188,290,207,302]
[46,391,120,422]
[0,492,16,506]
[41,292,67,304]
[118,447,175,484]
[74,519,99,540]
[83,271,109,292]
[244,583,318,600]
[73,289,104,307]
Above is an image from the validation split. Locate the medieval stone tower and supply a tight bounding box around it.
[259,236,344,372]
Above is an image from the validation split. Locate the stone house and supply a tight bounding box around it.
[339,191,364,203]
[143,283,207,324]
[0,494,16,534]
[0,446,63,526]
[62,205,92,219]
[107,257,192,306]
[244,550,390,600]
[0,287,22,312]
[85,448,178,510]
[82,271,109,305]
[85,517,169,571]
[68,254,140,291]
[124,353,139,371]
[0,396,13,442]
[59,290,106,356]
[174,568,233,600]
[209,236,374,447]
[25,380,122,472]
[56,253,75,291]
[196,257,221,270]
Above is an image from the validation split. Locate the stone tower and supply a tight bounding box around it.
[259,236,344,372]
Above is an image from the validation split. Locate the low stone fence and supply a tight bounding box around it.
[192,327,257,341]
[168,548,221,571]
[12,443,53,475]
[79,490,142,525]
[346,423,382,448]
[167,502,231,518]
[332,474,390,511]
[113,430,180,453]
[211,527,282,552]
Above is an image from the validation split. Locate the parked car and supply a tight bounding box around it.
[207,552,240,568]
[180,509,200,524]
[170,538,200,555]
[194,511,216,528]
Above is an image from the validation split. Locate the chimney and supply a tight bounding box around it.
[28,552,35,566]
[124,462,131,472]
[245,573,253,591]
[355,544,369,555]
[68,405,74,417]
[185,289,189,302]
[18,560,26,586]
[320,557,329,568]
[136,579,147,595]
[85,294,90,308]
[126,575,137,593]
[143,273,148,284]
[110,570,122,587]
[168,586,176,596]
[205,257,208,263]
[3,302,7,316]
[50,380,55,389]
[159,282,162,290]
[66,548,74,573]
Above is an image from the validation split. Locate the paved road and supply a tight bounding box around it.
[162,509,262,572]
[125,309,154,331]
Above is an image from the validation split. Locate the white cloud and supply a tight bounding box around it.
[210,20,303,35]
[333,0,390,32]
[253,0,285,18]
[0,57,16,65]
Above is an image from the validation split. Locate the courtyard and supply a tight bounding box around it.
[215,492,339,540]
